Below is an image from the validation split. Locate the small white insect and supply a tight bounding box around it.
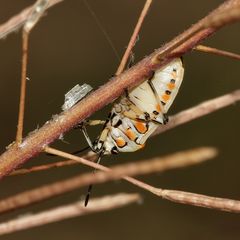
[62,84,93,111]
[81,57,184,155]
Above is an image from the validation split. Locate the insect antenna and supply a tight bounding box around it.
[84,152,103,207]
[71,146,91,155]
[83,0,120,62]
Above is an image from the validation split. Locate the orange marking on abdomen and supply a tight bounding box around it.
[135,121,148,134]
[156,103,162,112]
[125,129,137,141]
[115,137,126,148]
[162,94,170,102]
[167,83,175,90]
[172,72,177,78]
[139,143,145,149]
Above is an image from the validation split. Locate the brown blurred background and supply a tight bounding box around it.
[0,0,240,239]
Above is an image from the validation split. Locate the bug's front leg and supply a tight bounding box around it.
[74,120,105,153]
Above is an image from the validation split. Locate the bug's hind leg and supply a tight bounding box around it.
[75,120,106,128]
[74,120,106,153]
[84,152,103,207]
[163,114,169,124]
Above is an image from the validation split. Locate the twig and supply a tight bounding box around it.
[0,0,240,179]
[16,0,52,143]
[203,2,240,28]
[115,0,152,75]
[45,147,240,213]
[11,90,240,176]
[10,151,96,176]
[153,89,240,136]
[0,147,216,214]
[2,146,240,213]
[159,190,240,213]
[0,193,140,236]
[195,45,240,60]
[16,31,29,143]
[10,159,77,176]
[0,0,63,40]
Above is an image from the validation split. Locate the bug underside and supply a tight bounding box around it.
[87,58,184,155]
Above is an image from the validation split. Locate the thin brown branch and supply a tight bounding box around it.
[195,45,240,60]
[0,147,216,214]
[10,159,77,176]
[16,31,29,144]
[153,89,240,136]
[2,145,240,213]
[0,0,240,179]
[10,151,96,176]
[16,1,54,144]
[0,0,63,39]
[203,3,240,28]
[0,193,140,236]
[159,190,240,213]
[115,0,153,75]
[11,90,240,176]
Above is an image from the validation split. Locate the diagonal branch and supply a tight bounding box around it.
[0,147,216,214]
[195,45,240,60]
[2,145,240,213]
[153,89,240,136]
[0,0,240,178]
[115,0,153,75]
[0,0,63,39]
[0,193,140,236]
[10,89,240,176]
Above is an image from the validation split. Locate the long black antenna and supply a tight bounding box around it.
[83,0,120,62]
[84,152,103,207]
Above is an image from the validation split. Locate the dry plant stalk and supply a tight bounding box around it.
[44,147,240,214]
[0,0,240,178]
[153,89,240,136]
[10,90,240,176]
[1,147,240,213]
[195,45,240,60]
[0,147,216,214]
[0,0,63,39]
[115,0,152,75]
[0,193,141,236]
[159,190,240,213]
[10,149,96,176]
[16,0,50,143]
[0,1,239,229]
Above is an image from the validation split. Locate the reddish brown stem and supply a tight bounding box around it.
[0,193,141,236]
[195,45,240,60]
[115,0,153,75]
[16,31,29,144]
[0,0,63,39]
[9,89,240,176]
[0,147,216,214]
[0,0,239,178]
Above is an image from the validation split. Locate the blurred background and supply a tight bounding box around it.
[0,0,240,239]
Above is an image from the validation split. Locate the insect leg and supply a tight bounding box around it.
[75,120,105,128]
[75,119,107,153]
[80,124,96,152]
[84,152,103,207]
[147,78,168,124]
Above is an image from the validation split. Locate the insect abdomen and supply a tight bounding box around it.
[96,58,184,154]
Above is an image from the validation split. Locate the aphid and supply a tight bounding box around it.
[81,57,184,156]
